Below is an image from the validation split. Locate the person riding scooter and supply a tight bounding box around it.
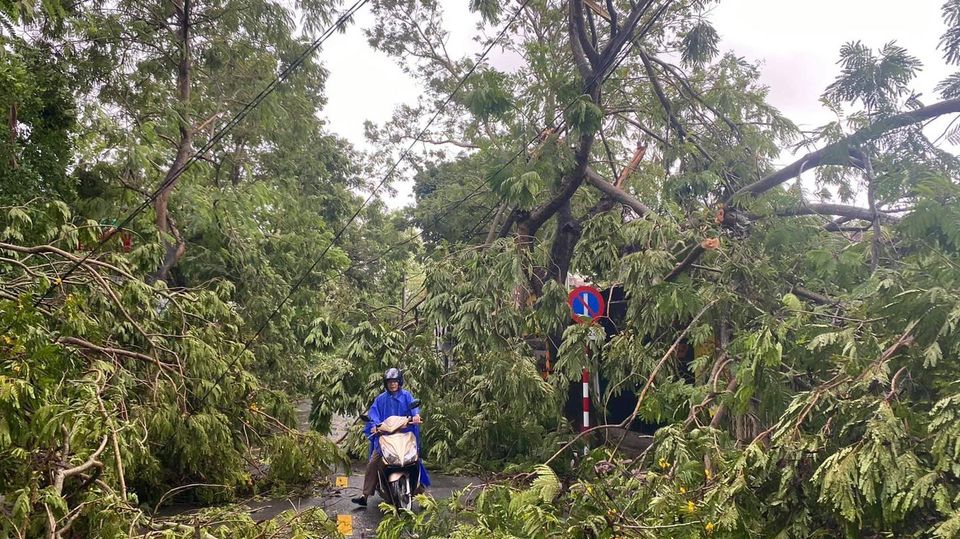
[351,368,431,506]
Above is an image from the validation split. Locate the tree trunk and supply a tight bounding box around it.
[485,202,510,247]
[545,200,582,287]
[151,0,192,284]
[861,150,882,272]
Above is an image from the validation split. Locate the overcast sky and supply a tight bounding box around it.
[318,1,953,208]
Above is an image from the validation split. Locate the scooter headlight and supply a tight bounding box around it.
[403,446,418,466]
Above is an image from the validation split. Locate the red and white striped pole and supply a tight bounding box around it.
[581,368,590,455]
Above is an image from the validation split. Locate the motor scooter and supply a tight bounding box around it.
[360,400,422,511]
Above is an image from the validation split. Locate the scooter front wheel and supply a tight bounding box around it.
[389,477,413,512]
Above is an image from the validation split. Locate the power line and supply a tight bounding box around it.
[26,0,368,310]
[273,0,667,306]
[194,0,536,406]
[244,1,666,327]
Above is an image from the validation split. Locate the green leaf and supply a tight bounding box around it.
[564,95,602,135]
[530,464,560,503]
[781,293,802,311]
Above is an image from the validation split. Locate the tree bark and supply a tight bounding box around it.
[485,202,510,247]
[568,0,594,81]
[525,130,597,234]
[511,0,651,299]
[776,202,901,223]
[571,0,601,70]
[860,149,882,272]
[152,0,193,284]
[498,208,524,239]
[709,321,735,429]
[793,286,837,306]
[584,166,652,217]
[545,200,582,287]
[639,49,686,142]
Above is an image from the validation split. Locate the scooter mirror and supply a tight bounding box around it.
[359,413,370,423]
[409,400,421,410]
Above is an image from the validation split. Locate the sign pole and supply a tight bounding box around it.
[581,367,590,456]
[568,285,605,459]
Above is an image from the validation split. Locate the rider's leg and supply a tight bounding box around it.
[362,451,383,497]
[352,451,383,506]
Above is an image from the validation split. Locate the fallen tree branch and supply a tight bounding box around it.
[638,48,686,142]
[646,55,742,137]
[776,203,901,223]
[142,522,218,539]
[485,202,509,246]
[584,167,653,217]
[616,142,647,187]
[720,202,900,228]
[792,286,838,306]
[0,242,137,282]
[58,336,167,369]
[733,98,960,199]
[615,112,668,145]
[62,437,108,479]
[664,245,705,283]
[497,208,523,239]
[96,390,127,501]
[659,101,960,281]
[774,322,917,445]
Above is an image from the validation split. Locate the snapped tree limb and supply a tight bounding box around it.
[664,98,960,282]
[584,166,653,217]
[58,336,169,369]
[732,98,960,199]
[775,203,902,223]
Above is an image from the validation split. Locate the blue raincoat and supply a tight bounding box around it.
[364,388,431,488]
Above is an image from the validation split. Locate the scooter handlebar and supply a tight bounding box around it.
[373,416,423,434]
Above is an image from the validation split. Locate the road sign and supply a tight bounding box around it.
[568,285,605,323]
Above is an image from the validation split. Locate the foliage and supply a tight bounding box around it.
[4,0,960,536]
[680,20,720,68]
[0,40,76,201]
[311,241,571,471]
[823,41,923,111]
[138,506,342,538]
[0,0,409,533]
[264,432,347,492]
[0,200,350,534]
[361,1,960,537]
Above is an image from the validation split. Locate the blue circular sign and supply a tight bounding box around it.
[568,286,605,323]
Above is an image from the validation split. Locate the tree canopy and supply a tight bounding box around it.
[4,0,960,537]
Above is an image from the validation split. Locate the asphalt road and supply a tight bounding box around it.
[245,401,480,537]
[248,463,478,537]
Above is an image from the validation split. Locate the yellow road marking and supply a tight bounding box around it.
[337,514,353,536]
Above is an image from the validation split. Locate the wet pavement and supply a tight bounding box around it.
[244,401,481,536]
[247,462,479,537]
[161,401,651,535]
